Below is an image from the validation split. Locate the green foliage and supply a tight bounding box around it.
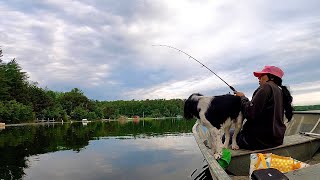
[70,106,88,120]
[27,84,54,114]
[59,88,90,115]
[294,105,320,111]
[0,50,10,100]
[97,98,184,119]
[0,100,34,123]
[39,104,67,121]
[4,59,29,103]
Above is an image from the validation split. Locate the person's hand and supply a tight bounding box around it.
[234,91,245,97]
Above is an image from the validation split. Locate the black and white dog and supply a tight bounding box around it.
[184,93,244,159]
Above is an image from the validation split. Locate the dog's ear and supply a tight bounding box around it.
[184,98,194,120]
[190,93,203,97]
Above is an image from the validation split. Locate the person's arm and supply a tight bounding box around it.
[236,84,272,120]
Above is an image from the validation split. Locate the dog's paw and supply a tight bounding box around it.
[213,152,222,159]
[231,144,239,150]
[203,140,209,147]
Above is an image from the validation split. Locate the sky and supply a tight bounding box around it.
[1,0,320,105]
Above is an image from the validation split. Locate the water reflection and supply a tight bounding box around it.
[0,119,205,180]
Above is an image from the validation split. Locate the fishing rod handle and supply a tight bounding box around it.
[229,86,237,93]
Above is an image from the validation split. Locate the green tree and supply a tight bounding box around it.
[0,49,10,101]
[70,106,88,120]
[59,88,90,115]
[0,100,33,123]
[87,112,97,120]
[27,84,54,116]
[4,59,29,103]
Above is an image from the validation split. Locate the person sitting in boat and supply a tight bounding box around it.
[234,65,294,150]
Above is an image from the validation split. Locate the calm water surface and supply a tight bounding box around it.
[0,119,211,180]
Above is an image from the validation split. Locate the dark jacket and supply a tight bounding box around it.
[240,82,285,149]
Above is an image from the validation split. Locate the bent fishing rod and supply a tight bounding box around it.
[152,44,236,93]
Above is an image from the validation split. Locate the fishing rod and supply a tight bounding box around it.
[152,44,236,92]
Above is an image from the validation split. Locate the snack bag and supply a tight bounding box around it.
[249,153,309,176]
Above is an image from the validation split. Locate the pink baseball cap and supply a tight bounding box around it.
[253,65,284,78]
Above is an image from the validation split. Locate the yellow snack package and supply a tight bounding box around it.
[249,153,309,176]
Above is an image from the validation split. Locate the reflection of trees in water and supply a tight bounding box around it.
[0,146,28,179]
[0,119,196,179]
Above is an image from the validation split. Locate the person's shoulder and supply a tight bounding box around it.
[264,82,281,89]
[259,82,273,92]
[260,82,271,87]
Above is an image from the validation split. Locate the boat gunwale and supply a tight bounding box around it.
[192,121,232,180]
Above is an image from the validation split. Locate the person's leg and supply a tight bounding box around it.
[236,132,253,150]
[223,130,255,150]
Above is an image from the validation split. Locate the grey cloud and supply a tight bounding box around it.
[1,0,320,104]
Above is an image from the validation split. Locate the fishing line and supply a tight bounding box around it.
[152,44,236,92]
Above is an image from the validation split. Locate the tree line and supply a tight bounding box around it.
[294,105,320,111]
[0,48,184,124]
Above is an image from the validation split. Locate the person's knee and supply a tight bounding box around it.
[236,133,252,150]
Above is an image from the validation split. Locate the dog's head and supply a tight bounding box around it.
[184,93,203,120]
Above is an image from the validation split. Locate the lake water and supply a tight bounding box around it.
[0,119,211,180]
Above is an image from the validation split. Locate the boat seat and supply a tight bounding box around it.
[285,163,320,179]
[230,134,317,157]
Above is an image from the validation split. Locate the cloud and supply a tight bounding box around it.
[0,1,115,88]
[290,81,320,105]
[1,0,320,104]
